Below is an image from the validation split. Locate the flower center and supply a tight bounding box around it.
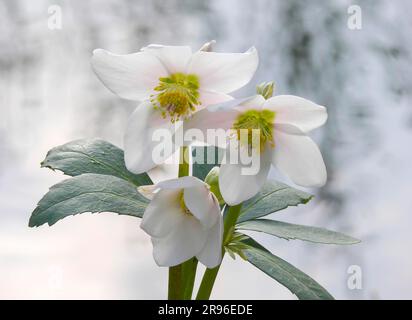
[178,191,193,216]
[151,73,200,122]
[232,109,275,151]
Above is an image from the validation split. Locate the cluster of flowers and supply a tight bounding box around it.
[91,41,327,268]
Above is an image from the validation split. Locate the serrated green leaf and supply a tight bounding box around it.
[241,235,334,300]
[237,181,313,223]
[192,146,224,180]
[29,173,149,227]
[41,139,152,186]
[237,219,360,245]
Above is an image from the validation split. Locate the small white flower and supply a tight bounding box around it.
[188,94,328,205]
[91,43,258,175]
[138,176,223,268]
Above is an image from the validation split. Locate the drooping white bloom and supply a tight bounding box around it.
[91,44,258,174]
[188,95,328,205]
[138,176,223,268]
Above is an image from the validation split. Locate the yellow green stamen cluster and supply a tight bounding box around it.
[232,109,275,151]
[151,73,200,122]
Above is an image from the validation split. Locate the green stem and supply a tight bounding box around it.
[178,146,190,177]
[222,204,243,241]
[167,146,190,300]
[182,258,199,299]
[168,265,182,300]
[179,146,198,299]
[196,204,243,300]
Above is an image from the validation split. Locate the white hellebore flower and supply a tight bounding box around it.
[91,43,258,175]
[189,94,328,205]
[138,176,223,268]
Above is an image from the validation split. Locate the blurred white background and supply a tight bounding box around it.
[1,0,412,299]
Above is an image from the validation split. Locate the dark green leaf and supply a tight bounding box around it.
[237,181,313,223]
[237,219,360,245]
[41,139,152,186]
[241,235,334,300]
[192,146,224,180]
[29,173,149,227]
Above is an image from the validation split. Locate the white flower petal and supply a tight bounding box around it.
[196,204,223,268]
[124,101,178,174]
[272,123,307,135]
[151,215,209,267]
[141,44,192,74]
[156,176,205,190]
[184,106,239,135]
[207,97,249,112]
[140,189,184,238]
[265,95,327,132]
[188,47,258,93]
[272,129,327,187]
[219,142,272,205]
[147,150,180,184]
[137,185,158,200]
[142,176,223,268]
[207,95,265,113]
[184,185,219,228]
[198,90,233,109]
[91,49,168,101]
[234,94,266,112]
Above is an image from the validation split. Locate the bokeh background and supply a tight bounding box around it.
[1,0,412,299]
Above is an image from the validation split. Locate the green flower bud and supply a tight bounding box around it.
[256,81,275,100]
[204,166,224,205]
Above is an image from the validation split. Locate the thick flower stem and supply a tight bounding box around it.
[195,264,221,300]
[168,146,191,300]
[168,266,183,300]
[182,258,199,299]
[178,146,190,177]
[196,204,243,300]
